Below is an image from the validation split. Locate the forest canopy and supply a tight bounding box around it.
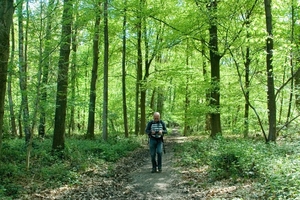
[0,0,300,152]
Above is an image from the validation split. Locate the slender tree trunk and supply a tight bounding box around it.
[68,26,77,136]
[286,0,296,126]
[18,0,31,144]
[264,0,276,142]
[243,18,251,138]
[183,40,190,136]
[208,0,222,138]
[39,0,55,138]
[135,0,143,136]
[30,0,45,137]
[102,0,109,141]
[87,3,101,139]
[244,45,250,138]
[0,0,14,157]
[8,17,17,137]
[122,0,129,138]
[52,0,73,151]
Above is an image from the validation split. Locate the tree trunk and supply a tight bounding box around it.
[241,12,252,138]
[8,16,17,137]
[183,40,190,136]
[68,26,77,136]
[286,0,296,126]
[39,0,55,138]
[18,0,31,144]
[52,0,73,151]
[244,45,250,138]
[0,0,14,157]
[87,3,101,139]
[135,0,143,136]
[122,0,129,138]
[264,0,276,142]
[102,0,109,141]
[208,0,222,138]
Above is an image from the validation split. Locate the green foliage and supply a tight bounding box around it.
[0,136,141,199]
[174,136,300,198]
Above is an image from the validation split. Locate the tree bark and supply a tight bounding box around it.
[264,0,276,142]
[0,0,14,157]
[52,0,73,151]
[39,0,55,138]
[122,0,129,138]
[135,0,143,136]
[102,0,109,141]
[87,3,101,139]
[18,0,31,144]
[208,0,222,138]
[8,16,17,137]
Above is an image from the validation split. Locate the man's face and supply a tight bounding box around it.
[154,114,160,122]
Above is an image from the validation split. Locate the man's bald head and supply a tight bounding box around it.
[153,112,160,122]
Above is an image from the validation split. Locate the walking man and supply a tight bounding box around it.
[145,112,167,173]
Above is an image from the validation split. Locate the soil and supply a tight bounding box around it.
[26,128,258,200]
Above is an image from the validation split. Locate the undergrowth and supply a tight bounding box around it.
[174,136,300,199]
[0,135,142,199]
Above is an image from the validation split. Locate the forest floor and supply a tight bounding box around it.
[27,128,259,200]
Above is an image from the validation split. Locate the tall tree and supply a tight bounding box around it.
[122,0,129,138]
[102,0,109,141]
[264,0,276,142]
[52,0,73,151]
[8,14,17,137]
[207,0,222,137]
[17,0,31,143]
[38,0,56,138]
[0,0,14,157]
[87,2,101,139]
[135,0,143,135]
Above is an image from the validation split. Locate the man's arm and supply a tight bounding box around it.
[145,121,152,135]
[161,121,167,134]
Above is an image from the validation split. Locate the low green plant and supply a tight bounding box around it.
[174,136,300,199]
[0,135,142,199]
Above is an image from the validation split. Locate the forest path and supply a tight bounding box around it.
[123,128,189,200]
[28,128,257,199]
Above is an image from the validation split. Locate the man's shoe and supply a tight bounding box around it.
[158,169,162,173]
[151,169,156,173]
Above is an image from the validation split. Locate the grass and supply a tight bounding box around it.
[174,135,300,199]
[0,135,142,199]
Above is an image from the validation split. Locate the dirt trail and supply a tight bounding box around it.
[27,128,258,199]
[123,128,188,200]
[27,129,190,200]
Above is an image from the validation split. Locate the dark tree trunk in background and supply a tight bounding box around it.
[135,0,143,136]
[52,0,73,151]
[87,3,101,139]
[68,24,77,136]
[39,0,55,138]
[208,0,222,138]
[8,17,17,137]
[264,0,276,142]
[244,45,250,138]
[122,0,129,138]
[0,0,14,157]
[18,0,31,144]
[102,0,109,141]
